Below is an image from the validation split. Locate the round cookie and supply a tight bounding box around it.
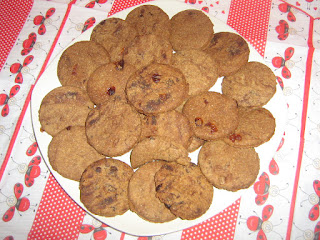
[128,160,177,223]
[48,126,104,181]
[125,5,170,39]
[39,86,94,136]
[80,158,134,217]
[198,140,260,191]
[203,32,250,77]
[85,99,141,157]
[182,91,239,141]
[87,61,136,105]
[154,162,213,220]
[171,50,219,96]
[57,41,110,90]
[222,61,277,107]
[90,18,138,62]
[169,9,214,51]
[123,34,173,70]
[126,63,188,114]
[130,136,190,169]
[139,110,193,149]
[224,107,276,147]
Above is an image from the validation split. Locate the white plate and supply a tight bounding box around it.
[31,0,288,236]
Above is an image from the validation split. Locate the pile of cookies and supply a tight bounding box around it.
[38,5,277,222]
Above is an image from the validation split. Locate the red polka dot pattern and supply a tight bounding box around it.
[227,0,272,56]
[108,0,153,16]
[0,0,33,70]
[181,198,241,240]
[27,174,85,240]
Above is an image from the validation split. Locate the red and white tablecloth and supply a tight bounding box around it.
[0,0,319,239]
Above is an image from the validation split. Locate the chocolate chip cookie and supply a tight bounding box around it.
[128,160,177,223]
[39,86,94,136]
[126,63,189,114]
[182,91,239,140]
[80,158,133,217]
[171,50,219,96]
[222,61,277,107]
[169,9,214,51]
[154,162,213,220]
[203,32,250,77]
[85,99,141,156]
[90,18,138,62]
[48,126,104,181]
[57,41,110,90]
[87,61,136,105]
[198,140,260,191]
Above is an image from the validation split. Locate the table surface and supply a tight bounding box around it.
[0,0,319,239]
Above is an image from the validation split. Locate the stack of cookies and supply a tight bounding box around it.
[38,5,277,222]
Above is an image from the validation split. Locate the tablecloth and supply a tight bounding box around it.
[0,0,319,239]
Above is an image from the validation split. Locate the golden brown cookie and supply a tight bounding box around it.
[80,158,133,217]
[203,32,250,77]
[224,107,276,147]
[48,126,104,181]
[171,50,219,96]
[123,34,173,70]
[126,63,189,114]
[125,5,170,39]
[139,110,193,149]
[57,41,110,90]
[198,140,260,191]
[86,61,136,105]
[85,99,141,157]
[182,91,239,141]
[128,160,177,223]
[221,61,277,107]
[154,162,213,220]
[90,18,138,62]
[130,136,190,169]
[39,86,94,136]
[169,9,214,51]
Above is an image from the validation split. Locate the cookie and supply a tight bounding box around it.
[87,61,136,105]
[128,160,177,223]
[123,34,173,70]
[80,158,133,217]
[39,86,94,136]
[171,50,219,96]
[221,61,277,107]
[169,9,214,51]
[85,99,141,157]
[48,126,104,181]
[182,91,239,141]
[57,41,110,90]
[203,32,250,77]
[224,107,276,147]
[125,5,170,39]
[90,18,138,62]
[198,140,260,191]
[139,110,193,149]
[126,63,189,114]
[130,136,190,169]
[154,162,213,220]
